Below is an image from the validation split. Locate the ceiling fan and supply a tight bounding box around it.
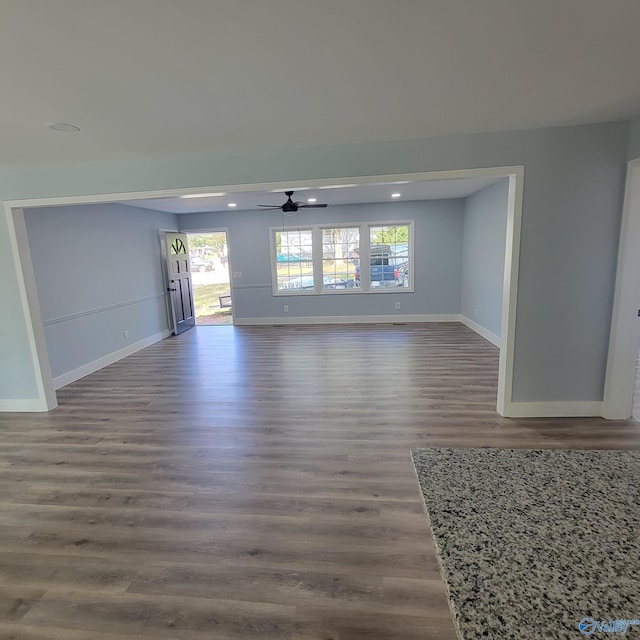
[257,191,328,215]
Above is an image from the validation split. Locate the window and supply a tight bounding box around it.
[271,221,413,294]
[322,227,359,291]
[369,224,410,289]
[274,229,314,291]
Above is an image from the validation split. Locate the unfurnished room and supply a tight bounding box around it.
[1,2,640,639]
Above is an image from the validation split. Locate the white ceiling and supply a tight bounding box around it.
[1,0,640,167]
[122,177,501,214]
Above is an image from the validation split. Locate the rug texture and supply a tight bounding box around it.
[411,448,640,639]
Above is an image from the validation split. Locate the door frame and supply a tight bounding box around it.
[4,165,524,412]
[602,158,640,419]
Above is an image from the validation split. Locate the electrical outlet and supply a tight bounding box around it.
[123,330,129,340]
[395,302,401,310]
[284,305,289,312]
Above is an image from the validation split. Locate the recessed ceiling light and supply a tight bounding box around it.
[318,184,359,190]
[47,122,80,133]
[180,192,226,199]
[307,198,317,203]
[391,193,402,198]
[227,203,237,208]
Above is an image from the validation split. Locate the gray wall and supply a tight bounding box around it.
[179,199,465,319]
[24,203,178,380]
[0,120,630,405]
[461,180,509,337]
[628,114,640,160]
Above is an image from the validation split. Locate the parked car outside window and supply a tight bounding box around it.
[190,257,215,272]
[396,261,409,287]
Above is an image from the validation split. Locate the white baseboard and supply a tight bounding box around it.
[459,315,501,347]
[53,329,171,390]
[503,401,603,418]
[234,314,460,326]
[0,398,53,412]
[235,315,504,346]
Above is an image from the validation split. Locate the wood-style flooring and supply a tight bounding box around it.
[0,323,639,639]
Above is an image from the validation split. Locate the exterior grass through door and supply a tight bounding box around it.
[187,231,233,326]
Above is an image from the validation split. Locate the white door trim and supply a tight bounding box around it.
[602,158,640,419]
[4,166,524,413]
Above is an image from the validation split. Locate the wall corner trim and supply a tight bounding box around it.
[52,329,172,390]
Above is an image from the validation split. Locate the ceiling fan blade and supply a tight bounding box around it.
[257,204,280,207]
[300,203,328,208]
[257,206,282,211]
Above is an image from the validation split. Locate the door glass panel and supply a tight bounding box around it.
[171,237,187,255]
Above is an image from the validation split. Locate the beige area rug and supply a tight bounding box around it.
[411,448,640,639]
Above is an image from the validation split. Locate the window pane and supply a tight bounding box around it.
[369,225,410,288]
[275,230,314,291]
[322,227,359,290]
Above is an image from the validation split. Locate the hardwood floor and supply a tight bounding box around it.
[0,323,639,639]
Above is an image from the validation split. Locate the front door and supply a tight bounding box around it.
[164,232,196,335]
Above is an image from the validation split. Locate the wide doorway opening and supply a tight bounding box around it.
[187,231,233,326]
[7,167,523,413]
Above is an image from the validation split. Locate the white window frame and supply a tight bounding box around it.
[270,221,414,295]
